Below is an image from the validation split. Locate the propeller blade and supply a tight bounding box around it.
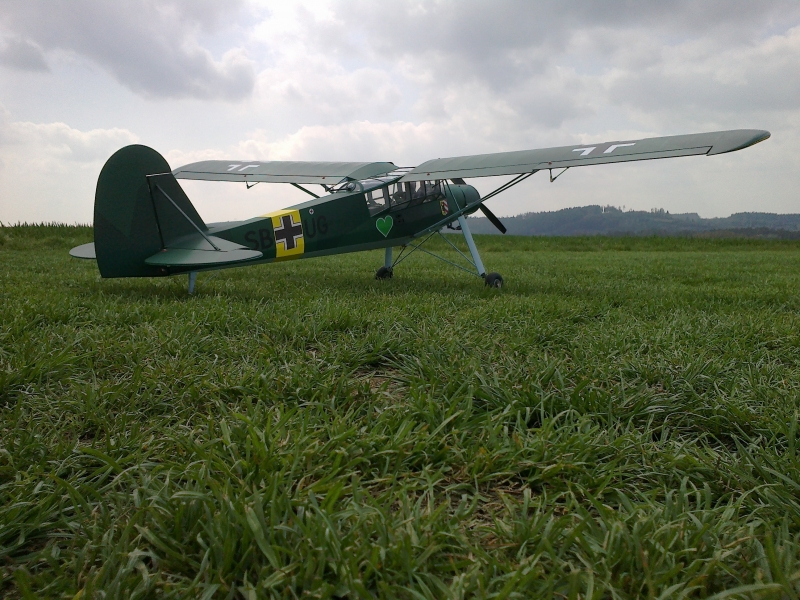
[479,204,507,234]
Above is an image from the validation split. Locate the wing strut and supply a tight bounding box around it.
[450,173,534,234]
[152,183,221,251]
[479,171,537,202]
[290,183,320,198]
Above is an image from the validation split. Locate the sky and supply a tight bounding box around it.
[1,0,799,224]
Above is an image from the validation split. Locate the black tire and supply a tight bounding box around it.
[484,272,503,288]
[375,266,393,280]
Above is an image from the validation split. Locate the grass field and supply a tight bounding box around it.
[2,224,800,599]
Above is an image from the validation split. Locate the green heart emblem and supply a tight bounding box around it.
[376,215,393,237]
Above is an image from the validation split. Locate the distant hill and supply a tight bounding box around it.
[465,206,800,237]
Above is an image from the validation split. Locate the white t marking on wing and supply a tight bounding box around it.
[572,147,596,156]
[604,143,636,154]
[227,164,241,171]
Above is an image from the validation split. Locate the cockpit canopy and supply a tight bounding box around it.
[332,176,395,194]
[365,180,445,215]
[329,170,447,215]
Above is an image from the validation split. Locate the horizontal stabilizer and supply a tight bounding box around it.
[172,160,397,185]
[145,235,261,267]
[69,242,97,260]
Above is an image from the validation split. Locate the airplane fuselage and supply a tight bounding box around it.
[201,180,481,272]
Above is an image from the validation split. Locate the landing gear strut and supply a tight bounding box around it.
[377,218,503,288]
[459,216,503,289]
[457,215,485,277]
[376,246,393,279]
[188,271,198,294]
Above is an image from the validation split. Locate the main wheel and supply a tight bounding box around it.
[484,272,503,288]
[375,266,393,280]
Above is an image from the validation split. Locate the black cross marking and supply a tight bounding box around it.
[274,213,303,250]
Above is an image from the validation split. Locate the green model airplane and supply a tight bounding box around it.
[70,129,770,293]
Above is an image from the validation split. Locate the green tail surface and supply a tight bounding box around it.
[83,144,262,278]
[93,145,209,277]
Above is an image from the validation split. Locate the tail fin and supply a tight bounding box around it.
[94,145,208,278]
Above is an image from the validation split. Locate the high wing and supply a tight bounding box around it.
[398,129,770,182]
[173,160,397,184]
[171,129,769,186]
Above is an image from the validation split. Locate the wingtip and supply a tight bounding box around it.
[708,129,771,155]
[749,129,771,145]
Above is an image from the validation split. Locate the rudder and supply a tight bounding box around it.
[94,144,207,278]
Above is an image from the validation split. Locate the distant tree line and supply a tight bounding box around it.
[465,205,800,238]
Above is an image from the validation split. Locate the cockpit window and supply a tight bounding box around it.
[360,178,385,192]
[383,181,445,210]
[408,181,426,205]
[388,182,409,207]
[425,180,444,200]
[366,187,388,215]
[364,179,446,214]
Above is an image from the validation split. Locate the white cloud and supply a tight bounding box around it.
[0,110,138,223]
[3,121,138,165]
[0,36,48,72]
[602,26,800,123]
[0,0,256,100]
[255,61,402,125]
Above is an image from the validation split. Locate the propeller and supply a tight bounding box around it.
[450,178,507,234]
[479,204,507,234]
